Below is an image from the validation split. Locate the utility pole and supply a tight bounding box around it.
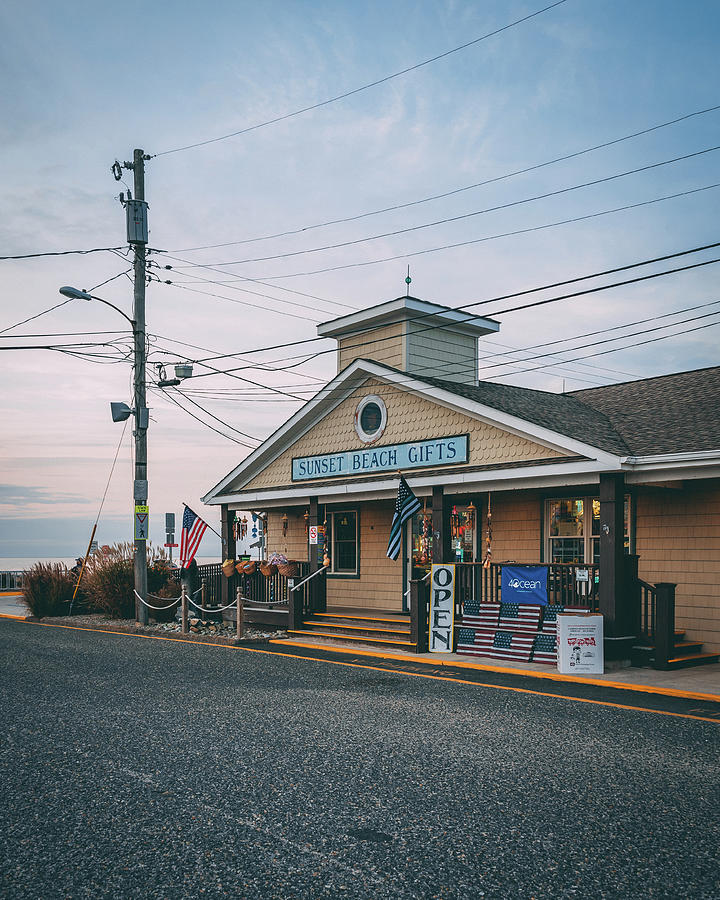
[131,148,149,624]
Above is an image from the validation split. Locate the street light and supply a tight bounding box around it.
[59,284,150,624]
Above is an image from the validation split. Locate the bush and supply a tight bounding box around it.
[82,542,176,619]
[22,563,78,618]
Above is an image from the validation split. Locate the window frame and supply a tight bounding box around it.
[354,394,388,444]
[544,494,631,564]
[328,508,360,578]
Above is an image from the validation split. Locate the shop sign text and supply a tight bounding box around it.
[292,435,468,481]
[429,563,455,653]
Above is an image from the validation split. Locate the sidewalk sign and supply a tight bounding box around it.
[557,614,603,674]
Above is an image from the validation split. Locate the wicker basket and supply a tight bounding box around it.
[222,559,236,578]
[277,561,299,577]
[236,560,256,575]
[259,562,277,577]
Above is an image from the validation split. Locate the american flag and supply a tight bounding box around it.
[460,602,500,630]
[456,628,495,657]
[532,632,558,664]
[179,505,208,568]
[489,630,535,662]
[498,602,542,634]
[541,605,590,633]
[386,476,421,560]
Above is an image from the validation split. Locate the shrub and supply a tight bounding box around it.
[22,563,78,618]
[82,542,176,619]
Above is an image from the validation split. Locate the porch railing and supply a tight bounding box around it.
[638,578,676,669]
[172,562,318,613]
[454,562,599,619]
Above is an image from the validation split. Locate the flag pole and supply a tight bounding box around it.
[182,501,223,540]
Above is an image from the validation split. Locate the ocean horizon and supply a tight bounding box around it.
[0,556,221,571]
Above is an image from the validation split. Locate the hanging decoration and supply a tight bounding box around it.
[419,503,432,565]
[322,517,330,568]
[466,501,476,529]
[232,515,239,542]
[251,514,258,540]
[282,512,289,537]
[483,494,493,569]
[450,505,460,540]
[240,515,248,540]
[303,509,310,534]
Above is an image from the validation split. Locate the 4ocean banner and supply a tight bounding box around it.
[501,564,548,606]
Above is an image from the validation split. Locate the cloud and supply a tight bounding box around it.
[0,484,82,507]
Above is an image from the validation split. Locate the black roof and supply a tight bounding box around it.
[372,363,720,456]
[570,365,720,455]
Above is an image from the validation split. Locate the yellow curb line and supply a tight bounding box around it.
[0,613,27,621]
[269,638,720,704]
[2,617,719,724]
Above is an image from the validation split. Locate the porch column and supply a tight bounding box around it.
[598,473,634,661]
[220,504,236,606]
[431,486,451,564]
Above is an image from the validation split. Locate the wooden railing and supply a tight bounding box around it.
[638,578,676,669]
[454,562,599,617]
[172,562,315,612]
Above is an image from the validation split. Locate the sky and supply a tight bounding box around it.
[1,0,719,559]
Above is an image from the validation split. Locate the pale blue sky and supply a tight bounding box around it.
[1,0,719,556]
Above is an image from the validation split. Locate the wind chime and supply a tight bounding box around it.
[281,512,289,538]
[482,494,493,569]
[233,514,248,542]
[251,514,258,540]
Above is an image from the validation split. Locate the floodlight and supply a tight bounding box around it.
[111,402,133,423]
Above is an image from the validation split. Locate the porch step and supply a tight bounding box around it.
[665,652,720,670]
[287,629,416,651]
[303,618,411,637]
[316,612,411,625]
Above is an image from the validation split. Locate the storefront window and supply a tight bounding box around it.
[547,496,630,563]
[410,503,477,576]
[548,499,584,563]
[330,510,358,574]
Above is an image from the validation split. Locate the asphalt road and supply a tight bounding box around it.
[1,620,719,899]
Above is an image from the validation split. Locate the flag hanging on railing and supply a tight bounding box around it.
[180,505,208,568]
[386,475,421,560]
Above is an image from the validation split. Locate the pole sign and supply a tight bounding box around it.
[308,525,318,545]
[501,565,548,605]
[134,504,149,541]
[429,563,455,652]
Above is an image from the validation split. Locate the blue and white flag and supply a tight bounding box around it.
[501,565,548,605]
[386,476,421,561]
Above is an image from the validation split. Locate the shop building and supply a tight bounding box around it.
[203,296,720,667]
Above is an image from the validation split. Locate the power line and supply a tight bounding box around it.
[0,299,75,335]
[181,240,720,373]
[486,318,720,381]
[152,0,569,158]
[153,387,259,447]
[0,247,125,261]
[171,147,720,268]
[195,182,720,283]
[172,102,720,253]
[170,282,322,323]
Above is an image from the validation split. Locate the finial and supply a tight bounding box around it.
[405,265,411,297]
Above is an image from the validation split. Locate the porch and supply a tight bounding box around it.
[187,559,706,670]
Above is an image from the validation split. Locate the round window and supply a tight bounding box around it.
[355,395,387,443]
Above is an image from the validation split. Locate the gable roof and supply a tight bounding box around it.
[570,365,720,455]
[413,371,631,456]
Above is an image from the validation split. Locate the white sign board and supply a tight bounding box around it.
[429,563,455,653]
[308,525,318,545]
[575,568,589,583]
[557,614,604,674]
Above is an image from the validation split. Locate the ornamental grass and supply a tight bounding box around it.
[21,563,78,618]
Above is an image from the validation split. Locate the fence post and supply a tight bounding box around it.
[236,586,244,641]
[410,579,429,653]
[201,578,207,611]
[653,583,676,670]
[181,585,188,634]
